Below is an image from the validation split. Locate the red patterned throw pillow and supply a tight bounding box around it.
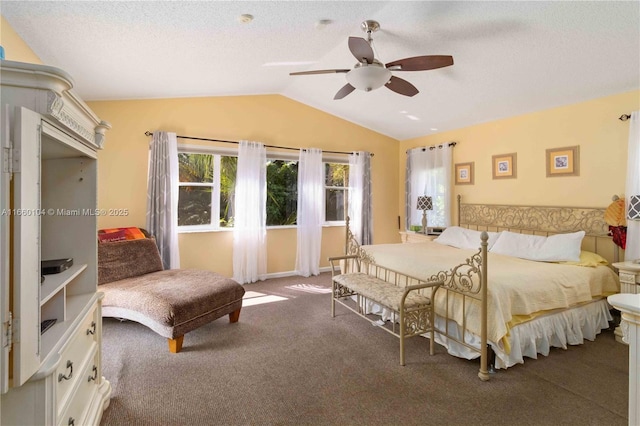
[98,227,148,242]
[97,229,127,243]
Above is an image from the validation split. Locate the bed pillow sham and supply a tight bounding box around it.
[489,230,585,262]
[433,226,501,250]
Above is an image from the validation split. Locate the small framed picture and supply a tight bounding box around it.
[546,146,579,177]
[492,153,517,179]
[455,162,474,185]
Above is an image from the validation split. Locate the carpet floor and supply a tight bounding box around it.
[100,272,629,426]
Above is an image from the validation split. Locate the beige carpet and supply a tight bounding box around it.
[100,273,629,426]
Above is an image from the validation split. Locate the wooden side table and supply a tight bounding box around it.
[399,231,438,243]
[612,261,640,343]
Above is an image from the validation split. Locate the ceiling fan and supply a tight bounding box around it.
[290,20,454,100]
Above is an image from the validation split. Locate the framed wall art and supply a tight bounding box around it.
[492,153,517,179]
[546,145,579,177]
[455,162,474,185]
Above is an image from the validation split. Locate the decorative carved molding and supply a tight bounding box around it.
[621,319,629,344]
[1,60,110,150]
[46,92,97,145]
[46,92,64,116]
[460,203,608,236]
[94,121,112,149]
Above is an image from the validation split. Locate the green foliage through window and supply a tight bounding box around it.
[177,152,349,228]
[266,160,298,226]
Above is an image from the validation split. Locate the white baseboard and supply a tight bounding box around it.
[264,266,331,280]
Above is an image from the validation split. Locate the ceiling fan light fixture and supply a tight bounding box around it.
[346,64,392,92]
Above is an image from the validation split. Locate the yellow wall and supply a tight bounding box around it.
[400,90,640,226]
[4,16,639,276]
[87,95,400,277]
[0,16,42,64]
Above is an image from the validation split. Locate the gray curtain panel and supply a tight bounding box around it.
[349,151,373,245]
[146,131,180,269]
[361,152,373,245]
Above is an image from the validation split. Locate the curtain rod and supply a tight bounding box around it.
[406,141,457,153]
[144,131,373,156]
[619,114,631,121]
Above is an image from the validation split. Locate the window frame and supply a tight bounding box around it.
[176,144,349,232]
[323,161,349,225]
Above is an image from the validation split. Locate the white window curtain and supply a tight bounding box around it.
[295,148,324,277]
[405,145,453,230]
[233,141,267,284]
[348,151,373,245]
[146,131,180,269]
[625,111,640,261]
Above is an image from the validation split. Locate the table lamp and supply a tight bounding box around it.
[416,196,433,234]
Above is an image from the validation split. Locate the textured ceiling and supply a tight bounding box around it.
[2,1,639,140]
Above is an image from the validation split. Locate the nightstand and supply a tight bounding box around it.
[399,231,438,243]
[613,261,640,294]
[612,261,640,343]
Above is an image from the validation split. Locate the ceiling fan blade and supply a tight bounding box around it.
[386,76,419,97]
[334,83,356,100]
[386,55,454,71]
[348,37,374,64]
[290,69,350,76]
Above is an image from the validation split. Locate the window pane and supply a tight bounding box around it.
[325,188,346,221]
[266,160,298,226]
[178,186,212,226]
[219,156,237,227]
[325,163,349,187]
[179,153,214,183]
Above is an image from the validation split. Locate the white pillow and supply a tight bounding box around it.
[489,230,585,262]
[433,226,501,250]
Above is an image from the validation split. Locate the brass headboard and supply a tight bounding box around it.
[456,195,619,263]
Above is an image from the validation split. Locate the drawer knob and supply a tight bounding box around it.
[88,365,98,382]
[58,360,73,382]
[86,321,96,335]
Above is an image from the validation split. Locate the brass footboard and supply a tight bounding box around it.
[342,217,490,381]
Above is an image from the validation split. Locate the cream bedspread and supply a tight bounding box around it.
[359,242,620,346]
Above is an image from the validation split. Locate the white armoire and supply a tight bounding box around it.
[1,60,111,425]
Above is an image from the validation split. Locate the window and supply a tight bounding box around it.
[405,146,453,231]
[266,160,298,226]
[178,150,349,230]
[325,163,349,222]
[178,153,236,229]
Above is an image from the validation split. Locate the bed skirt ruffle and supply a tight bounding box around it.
[432,299,613,369]
[356,296,613,369]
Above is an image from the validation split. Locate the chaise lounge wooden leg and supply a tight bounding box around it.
[229,308,241,323]
[168,335,184,353]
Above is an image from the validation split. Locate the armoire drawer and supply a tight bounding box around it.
[55,305,99,409]
[58,349,100,426]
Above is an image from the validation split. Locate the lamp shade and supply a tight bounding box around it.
[605,197,627,226]
[629,195,640,220]
[417,196,433,211]
[346,64,392,92]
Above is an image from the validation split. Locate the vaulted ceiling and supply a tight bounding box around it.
[3,1,639,140]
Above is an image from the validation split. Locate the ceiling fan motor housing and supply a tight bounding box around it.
[346,61,392,92]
